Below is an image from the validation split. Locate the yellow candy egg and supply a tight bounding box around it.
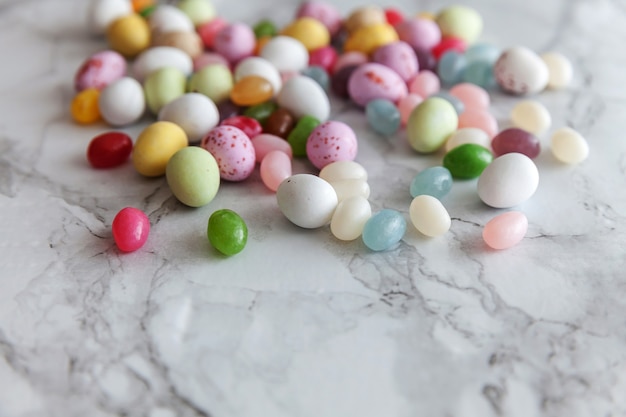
[106,14,151,58]
[344,6,386,34]
[344,23,399,55]
[132,121,188,177]
[282,17,330,52]
[70,88,101,124]
[230,75,274,106]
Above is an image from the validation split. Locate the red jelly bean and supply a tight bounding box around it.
[220,115,262,139]
[491,127,541,159]
[197,17,228,49]
[87,131,133,168]
[384,8,405,26]
[431,37,467,60]
[309,46,338,74]
[112,207,150,252]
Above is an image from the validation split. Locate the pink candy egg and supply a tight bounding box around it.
[396,18,441,51]
[306,121,358,169]
[74,50,127,92]
[201,125,256,181]
[348,63,408,107]
[197,17,228,49]
[309,46,338,73]
[112,207,150,253]
[260,150,292,192]
[483,211,528,250]
[409,70,440,97]
[193,52,230,71]
[458,108,498,138]
[397,93,424,125]
[296,1,343,36]
[449,82,490,110]
[213,23,255,64]
[252,133,293,163]
[372,41,419,82]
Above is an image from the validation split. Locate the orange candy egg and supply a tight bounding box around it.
[230,75,274,106]
[71,88,101,124]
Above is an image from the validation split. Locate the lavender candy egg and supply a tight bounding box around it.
[200,125,256,181]
[494,46,549,95]
[296,1,342,36]
[74,50,127,92]
[372,41,419,82]
[306,121,358,169]
[348,63,408,107]
[214,23,256,65]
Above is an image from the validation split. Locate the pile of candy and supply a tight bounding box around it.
[72,0,589,254]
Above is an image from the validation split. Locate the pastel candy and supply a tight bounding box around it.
[483,211,528,250]
[409,70,440,97]
[330,196,372,241]
[477,153,539,208]
[261,36,309,73]
[494,46,549,95]
[458,108,498,138]
[410,166,453,199]
[214,23,256,64]
[260,150,292,192]
[396,18,441,51]
[372,41,419,82]
[348,63,408,107]
[407,97,458,153]
[362,209,406,251]
[252,133,293,162]
[201,125,256,181]
[277,75,330,121]
[435,5,483,44]
[74,50,127,92]
[296,1,342,36]
[409,195,451,237]
[449,82,490,110]
[550,127,589,164]
[306,121,358,169]
[166,146,220,207]
[510,100,552,136]
[276,174,338,229]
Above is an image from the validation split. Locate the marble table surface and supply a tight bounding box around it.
[1,0,625,416]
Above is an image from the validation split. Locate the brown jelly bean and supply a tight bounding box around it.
[264,108,296,138]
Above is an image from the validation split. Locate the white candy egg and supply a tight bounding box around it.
[541,52,573,90]
[445,127,491,152]
[234,57,282,96]
[494,46,549,95]
[260,36,309,73]
[89,0,132,34]
[550,127,589,164]
[132,46,193,82]
[330,196,372,241]
[409,195,451,237]
[158,93,219,142]
[510,100,552,136]
[276,174,338,228]
[98,77,146,126]
[277,75,330,122]
[149,5,195,34]
[477,153,539,208]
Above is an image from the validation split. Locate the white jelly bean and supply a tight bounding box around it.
[260,36,309,73]
[445,127,491,152]
[149,5,195,34]
[477,153,539,208]
[276,174,338,228]
[277,75,330,122]
[510,100,552,136]
[260,151,292,192]
[494,46,549,95]
[330,196,372,241]
[132,47,194,82]
[550,127,589,164]
[319,160,368,183]
[234,57,282,97]
[329,179,370,202]
[158,93,219,142]
[541,52,573,90]
[409,195,451,237]
[98,77,146,126]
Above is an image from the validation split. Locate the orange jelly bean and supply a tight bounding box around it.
[71,88,101,124]
[255,36,272,56]
[131,0,153,13]
[230,75,274,106]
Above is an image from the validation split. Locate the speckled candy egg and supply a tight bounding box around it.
[372,41,418,82]
[201,125,255,181]
[348,63,408,107]
[74,50,126,92]
[306,121,358,169]
[494,47,549,95]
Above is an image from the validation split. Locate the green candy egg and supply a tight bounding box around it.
[407,97,458,153]
[287,115,321,157]
[207,209,248,256]
[178,0,216,27]
[188,64,233,104]
[436,5,483,44]
[144,67,187,114]
[166,146,220,207]
[243,101,277,125]
[443,143,493,179]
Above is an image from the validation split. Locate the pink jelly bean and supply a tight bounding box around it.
[332,51,368,74]
[397,93,424,125]
[252,133,293,163]
[193,52,230,71]
[112,207,150,253]
[296,1,343,36]
[213,23,255,64]
[449,83,490,110]
[260,150,292,192]
[458,108,499,138]
[396,18,441,51]
[220,115,262,140]
[197,17,228,49]
[309,46,338,74]
[372,41,419,82]
[409,70,440,97]
[483,211,528,250]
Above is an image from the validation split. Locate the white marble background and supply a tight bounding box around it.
[0,0,625,416]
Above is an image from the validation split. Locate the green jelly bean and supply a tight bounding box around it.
[254,20,277,39]
[407,97,458,153]
[207,209,248,256]
[287,115,320,157]
[139,5,157,18]
[443,143,493,179]
[188,64,233,104]
[243,101,277,125]
[144,67,187,114]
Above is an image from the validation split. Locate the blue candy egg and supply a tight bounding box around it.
[362,209,407,251]
[430,92,465,115]
[465,43,501,65]
[462,61,496,89]
[301,65,330,91]
[410,166,453,199]
[365,98,401,136]
[437,51,467,86]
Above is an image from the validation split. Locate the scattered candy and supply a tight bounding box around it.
[348,62,408,107]
[491,128,541,159]
[541,52,573,90]
[362,209,406,251]
[494,46,549,95]
[287,115,320,157]
[278,75,330,121]
[112,207,150,252]
[331,196,372,241]
[407,97,458,153]
[98,77,146,126]
[166,146,220,207]
[234,56,282,94]
[106,13,151,58]
[282,17,330,52]
[133,121,188,177]
[132,46,193,82]
[410,166,453,199]
[458,108,498,138]
[87,131,133,169]
[260,150,292,192]
[445,127,491,152]
[372,41,419,82]
[200,125,256,181]
[477,153,539,208]
[329,179,370,202]
[319,160,368,183]
[158,93,219,142]
[306,121,358,169]
[276,174,338,229]
[207,209,248,256]
[188,63,234,104]
[435,5,483,44]
[260,35,309,72]
[409,195,451,237]
[482,211,528,250]
[74,50,126,92]
[510,100,552,136]
[144,67,187,114]
[365,98,401,135]
[71,88,102,125]
[443,143,493,179]
[409,70,440,97]
[550,127,589,164]
[230,75,274,106]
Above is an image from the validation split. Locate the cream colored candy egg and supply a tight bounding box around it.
[550,127,589,164]
[510,100,552,136]
[260,36,309,73]
[319,160,368,183]
[409,195,451,237]
[330,196,372,241]
[541,52,573,90]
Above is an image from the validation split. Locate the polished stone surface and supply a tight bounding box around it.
[1,0,625,416]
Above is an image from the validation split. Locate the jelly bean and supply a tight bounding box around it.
[197,17,228,49]
[151,31,204,59]
[133,46,193,82]
[510,100,551,136]
[331,64,359,98]
[443,143,493,179]
[458,108,498,138]
[276,174,338,228]
[296,1,342,36]
[348,63,408,107]
[166,146,220,207]
[414,48,437,72]
[362,209,406,251]
[214,23,256,64]
[330,179,370,202]
[260,150,292,192]
[483,211,528,250]
[264,108,295,138]
[188,64,233,103]
[550,127,589,164]
[541,52,573,90]
[492,128,540,159]
[407,97,458,153]
[398,93,423,126]
[431,92,465,115]
[372,41,419,82]
[494,47,549,95]
[409,195,451,237]
[282,17,330,52]
[306,121,358,169]
[243,101,277,125]
[330,196,372,241]
[144,67,186,114]
[207,209,248,256]
[112,207,150,252]
[344,23,399,55]
[201,125,256,181]
[301,66,330,91]
[462,60,496,89]
[465,43,501,65]
[409,70,440,97]
[253,19,277,38]
[230,75,274,106]
[319,160,368,183]
[261,36,310,73]
[149,5,194,34]
[445,127,491,152]
[234,57,282,95]
[437,51,466,86]
[277,75,330,121]
[395,18,441,51]
[366,99,401,135]
[309,46,338,74]
[74,51,126,92]
[477,153,539,208]
[431,37,466,60]
[71,88,101,125]
[435,5,483,44]
[106,13,151,58]
[449,82,490,110]
[177,0,216,27]
[87,131,133,169]
[252,133,293,162]
[344,6,386,34]
[217,100,241,122]
[89,0,132,34]
[158,93,219,142]
[287,115,320,157]
[132,0,153,13]
[333,51,368,74]
[255,36,272,56]
[410,166,452,199]
[139,5,156,17]
[384,8,405,26]
[133,121,188,177]
[98,77,146,127]
[194,52,230,72]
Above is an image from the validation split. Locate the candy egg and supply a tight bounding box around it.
[449,82,490,110]
[366,99,401,135]
[89,0,132,35]
[194,52,230,71]
[264,108,295,138]
[409,195,451,237]
[230,75,274,106]
[197,17,228,49]
[282,17,330,52]
[309,46,338,74]
[477,153,539,208]
[276,174,338,229]
[362,209,406,251]
[112,207,150,252]
[158,93,219,142]
[207,209,248,256]
[306,121,358,170]
[144,67,187,114]
[398,94,423,126]
[74,50,126,92]
[234,57,282,96]
[220,115,262,140]
[150,31,203,59]
[348,63,408,107]
[188,64,233,103]
[372,41,419,82]
[177,0,216,27]
[458,108,498,138]
[214,23,256,64]
[261,36,309,73]
[296,1,342,36]
[106,14,151,58]
[330,196,372,241]
[200,125,256,181]
[344,23,399,55]
[132,46,193,82]
[494,46,549,95]
[510,100,552,136]
[409,70,440,97]
[277,75,330,122]
[166,146,220,207]
[344,6,386,34]
[329,179,370,202]
[540,52,573,90]
[133,121,188,177]
[98,77,146,126]
[483,211,528,250]
[149,5,194,34]
[435,5,483,44]
[550,127,589,164]
[407,97,458,153]
[396,18,441,51]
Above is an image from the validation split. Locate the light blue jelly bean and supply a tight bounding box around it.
[301,65,330,91]
[410,166,453,199]
[431,92,465,115]
[462,61,497,89]
[362,209,407,251]
[366,98,401,136]
[465,43,501,65]
[437,51,467,86]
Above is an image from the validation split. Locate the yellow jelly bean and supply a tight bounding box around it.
[132,121,188,177]
[106,14,151,58]
[344,6,386,34]
[71,88,101,124]
[282,17,330,52]
[344,23,399,55]
[230,75,274,106]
